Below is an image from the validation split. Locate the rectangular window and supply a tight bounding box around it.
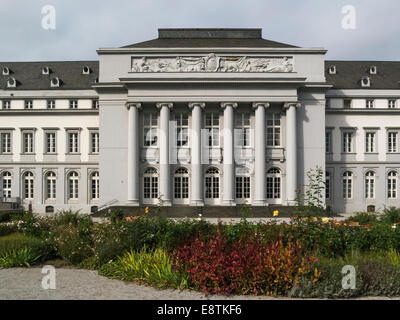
[47,100,55,109]
[325,131,332,153]
[205,113,219,147]
[67,132,79,153]
[22,132,34,153]
[342,132,353,153]
[343,177,352,199]
[266,113,281,147]
[365,132,376,153]
[366,100,374,109]
[69,100,78,109]
[388,132,398,153]
[176,113,189,147]
[389,100,396,109]
[325,174,331,200]
[235,113,251,147]
[365,175,375,199]
[343,99,352,109]
[91,132,99,153]
[45,132,56,153]
[92,100,99,109]
[143,113,158,147]
[388,174,397,199]
[0,132,12,153]
[2,100,10,109]
[235,176,250,199]
[25,100,33,109]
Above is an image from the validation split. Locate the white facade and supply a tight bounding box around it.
[0,29,399,214]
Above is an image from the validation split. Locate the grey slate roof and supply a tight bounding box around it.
[0,61,98,90]
[122,28,298,49]
[325,60,400,89]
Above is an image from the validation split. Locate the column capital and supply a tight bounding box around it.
[156,102,173,109]
[283,102,301,110]
[252,102,270,110]
[220,102,238,109]
[126,102,142,110]
[188,102,205,109]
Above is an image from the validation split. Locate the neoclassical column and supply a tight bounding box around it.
[221,102,238,206]
[126,102,141,206]
[252,102,270,206]
[284,102,301,205]
[156,103,173,206]
[188,102,205,206]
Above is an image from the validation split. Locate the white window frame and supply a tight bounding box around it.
[342,131,354,153]
[143,113,158,147]
[205,113,220,147]
[68,171,79,200]
[90,171,99,201]
[388,171,398,199]
[343,171,353,200]
[2,100,10,109]
[67,130,80,154]
[325,171,331,200]
[23,171,34,200]
[365,171,375,199]
[45,171,57,200]
[24,100,33,109]
[90,131,99,154]
[0,131,12,154]
[45,131,57,154]
[388,131,398,153]
[204,167,220,203]
[175,113,189,148]
[266,167,281,202]
[388,100,396,109]
[69,100,78,109]
[266,113,281,147]
[47,100,56,109]
[173,167,189,203]
[143,167,158,202]
[2,171,12,198]
[235,168,251,202]
[22,131,35,154]
[366,99,374,109]
[365,131,376,153]
[235,113,251,148]
[325,131,332,153]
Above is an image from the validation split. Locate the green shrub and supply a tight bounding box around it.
[0,222,16,237]
[0,212,11,223]
[380,207,400,225]
[0,248,41,268]
[99,247,188,289]
[0,233,54,263]
[346,212,379,225]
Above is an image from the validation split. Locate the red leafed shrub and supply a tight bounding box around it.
[174,231,319,295]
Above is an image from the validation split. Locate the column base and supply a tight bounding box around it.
[286,200,297,206]
[190,200,204,207]
[126,200,140,207]
[221,200,236,206]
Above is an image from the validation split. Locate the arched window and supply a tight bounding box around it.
[365,171,375,199]
[143,168,158,199]
[90,171,99,200]
[45,171,56,200]
[325,172,331,200]
[235,167,250,200]
[68,171,79,200]
[205,167,220,199]
[343,171,353,199]
[2,171,11,198]
[23,171,34,199]
[267,167,281,199]
[388,171,397,199]
[174,167,189,199]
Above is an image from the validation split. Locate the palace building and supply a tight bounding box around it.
[0,28,399,215]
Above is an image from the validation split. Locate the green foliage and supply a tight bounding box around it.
[99,247,188,289]
[380,207,400,225]
[0,212,11,223]
[295,166,328,217]
[346,212,379,225]
[0,248,41,268]
[0,222,16,236]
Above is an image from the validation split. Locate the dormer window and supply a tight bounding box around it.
[82,66,90,74]
[328,65,336,75]
[7,77,16,88]
[361,77,370,87]
[2,67,10,76]
[25,100,33,109]
[366,99,375,109]
[42,67,50,75]
[50,77,60,87]
[69,100,78,109]
[369,66,377,74]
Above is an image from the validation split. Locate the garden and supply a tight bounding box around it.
[1,206,400,298]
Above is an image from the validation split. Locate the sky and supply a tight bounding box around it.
[0,0,399,62]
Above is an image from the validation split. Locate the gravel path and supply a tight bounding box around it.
[0,267,399,300]
[0,267,278,300]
